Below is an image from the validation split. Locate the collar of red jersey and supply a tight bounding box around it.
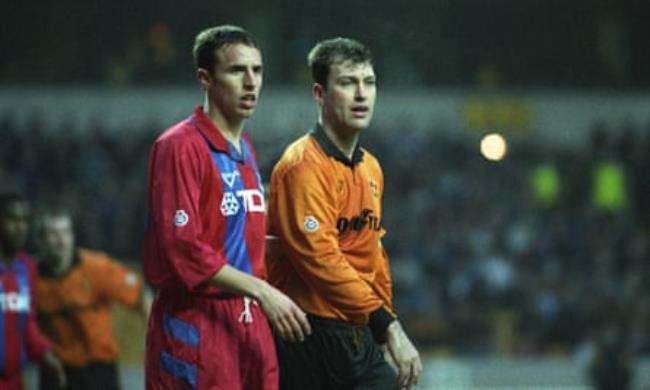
[192,106,248,163]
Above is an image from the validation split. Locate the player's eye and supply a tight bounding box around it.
[229,65,246,73]
[338,78,354,86]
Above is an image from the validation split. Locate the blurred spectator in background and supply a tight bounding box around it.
[589,321,632,390]
[35,210,150,390]
[0,193,65,390]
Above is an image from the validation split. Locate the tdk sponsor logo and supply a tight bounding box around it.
[221,189,265,217]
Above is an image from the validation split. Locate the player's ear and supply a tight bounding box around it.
[312,83,325,105]
[197,68,212,89]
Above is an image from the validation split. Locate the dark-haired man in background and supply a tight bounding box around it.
[0,193,65,389]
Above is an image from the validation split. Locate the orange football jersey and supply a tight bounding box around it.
[36,248,142,366]
[267,125,394,326]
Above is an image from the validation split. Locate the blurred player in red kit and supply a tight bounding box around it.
[143,25,310,390]
[0,193,65,389]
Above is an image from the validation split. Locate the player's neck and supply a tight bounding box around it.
[51,255,74,276]
[203,101,244,153]
[319,119,359,160]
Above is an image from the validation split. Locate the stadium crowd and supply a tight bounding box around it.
[1,111,648,360]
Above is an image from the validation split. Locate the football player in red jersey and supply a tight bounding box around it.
[0,193,65,390]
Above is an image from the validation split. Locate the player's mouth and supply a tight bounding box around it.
[240,94,257,109]
[350,105,369,117]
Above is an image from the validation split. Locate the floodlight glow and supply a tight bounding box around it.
[480,133,507,161]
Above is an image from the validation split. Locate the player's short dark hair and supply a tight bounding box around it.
[307,37,373,88]
[0,192,26,216]
[193,25,258,73]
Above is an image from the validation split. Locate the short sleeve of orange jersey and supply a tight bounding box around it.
[82,250,142,307]
[269,159,387,325]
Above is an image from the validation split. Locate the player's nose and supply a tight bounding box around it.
[354,83,367,101]
[243,68,258,90]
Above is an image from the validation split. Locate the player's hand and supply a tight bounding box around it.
[257,281,312,343]
[385,321,422,389]
[207,264,311,342]
[42,350,67,389]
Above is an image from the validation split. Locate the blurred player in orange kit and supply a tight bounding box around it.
[35,210,150,390]
[266,38,422,389]
[0,193,65,390]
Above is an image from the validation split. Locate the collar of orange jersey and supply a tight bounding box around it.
[37,249,81,279]
[311,123,364,167]
[191,106,247,163]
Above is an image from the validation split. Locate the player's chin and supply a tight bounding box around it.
[346,118,371,131]
[238,107,256,118]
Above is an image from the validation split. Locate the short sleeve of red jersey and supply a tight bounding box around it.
[145,136,228,291]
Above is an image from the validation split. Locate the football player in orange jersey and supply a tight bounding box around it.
[35,210,150,390]
[267,38,422,390]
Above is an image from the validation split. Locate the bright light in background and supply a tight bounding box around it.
[480,133,508,161]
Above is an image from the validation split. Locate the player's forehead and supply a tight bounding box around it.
[43,215,73,231]
[215,43,262,67]
[329,60,374,79]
